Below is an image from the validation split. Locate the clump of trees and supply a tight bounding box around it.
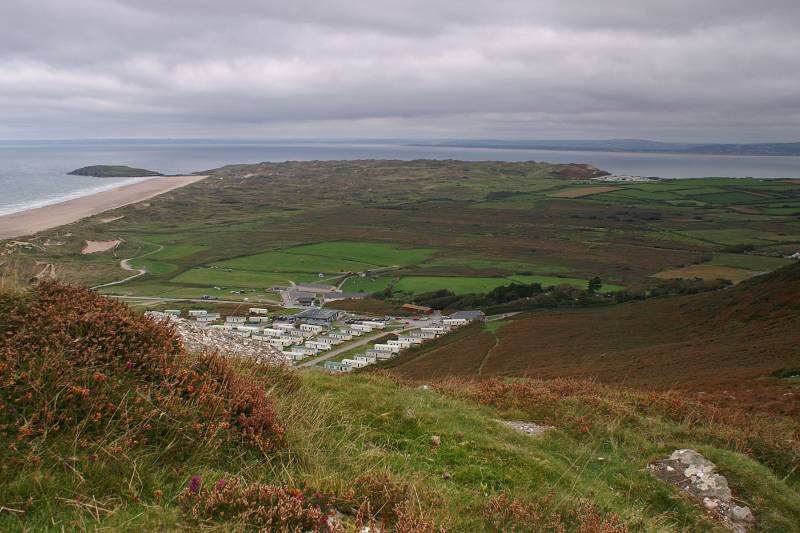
[374,275,734,315]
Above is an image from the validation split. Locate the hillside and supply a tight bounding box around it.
[3,283,800,531]
[389,262,800,415]
[69,165,163,177]
[420,139,800,156]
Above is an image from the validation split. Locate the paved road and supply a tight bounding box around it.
[298,325,414,368]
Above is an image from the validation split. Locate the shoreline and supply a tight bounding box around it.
[0,175,206,240]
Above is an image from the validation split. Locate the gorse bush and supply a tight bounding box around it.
[0,281,284,463]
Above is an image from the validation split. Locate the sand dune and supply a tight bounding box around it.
[0,175,206,240]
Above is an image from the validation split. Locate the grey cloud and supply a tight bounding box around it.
[0,0,798,140]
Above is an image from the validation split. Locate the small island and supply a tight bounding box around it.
[69,165,163,178]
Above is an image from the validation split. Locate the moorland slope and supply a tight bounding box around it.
[2,283,800,531]
[390,262,800,414]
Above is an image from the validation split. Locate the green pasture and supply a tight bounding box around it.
[171,268,316,288]
[340,276,396,293]
[708,253,795,271]
[284,241,435,267]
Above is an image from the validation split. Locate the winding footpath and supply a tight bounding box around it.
[90,244,163,290]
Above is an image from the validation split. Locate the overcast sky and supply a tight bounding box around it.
[1,0,799,142]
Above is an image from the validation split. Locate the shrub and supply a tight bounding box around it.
[0,282,284,463]
[179,477,336,531]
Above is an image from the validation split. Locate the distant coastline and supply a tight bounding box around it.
[411,139,800,157]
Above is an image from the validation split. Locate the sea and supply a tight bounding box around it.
[1,139,800,216]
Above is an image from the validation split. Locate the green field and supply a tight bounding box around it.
[283,242,435,266]
[508,275,624,292]
[341,276,396,293]
[214,250,374,274]
[9,160,800,302]
[171,268,317,288]
[708,253,795,271]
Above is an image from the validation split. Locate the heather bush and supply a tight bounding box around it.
[179,477,337,532]
[0,281,284,463]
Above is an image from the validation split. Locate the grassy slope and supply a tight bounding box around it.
[5,369,800,531]
[2,284,800,531]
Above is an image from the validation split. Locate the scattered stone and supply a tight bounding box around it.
[648,449,754,532]
[498,420,553,437]
[403,408,416,419]
[430,435,441,446]
[419,384,430,390]
[441,471,452,480]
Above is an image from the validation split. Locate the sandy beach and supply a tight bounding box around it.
[0,175,206,240]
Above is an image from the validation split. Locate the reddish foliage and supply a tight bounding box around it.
[433,376,800,479]
[179,478,336,531]
[0,282,284,458]
[483,494,628,533]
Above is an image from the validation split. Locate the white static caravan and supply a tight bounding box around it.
[358,321,386,330]
[226,316,246,324]
[329,331,353,341]
[188,309,207,317]
[387,339,412,349]
[269,338,295,348]
[290,346,319,356]
[210,324,234,331]
[305,341,332,351]
[260,328,283,337]
[249,307,270,315]
[164,309,182,317]
[238,323,263,332]
[373,343,401,353]
[281,351,306,362]
[350,324,373,333]
[195,315,216,323]
[299,324,324,334]
[355,354,377,364]
[287,329,310,338]
[341,358,368,368]
[397,336,423,345]
[316,336,343,346]
[341,328,363,337]
[232,330,252,338]
[273,322,296,331]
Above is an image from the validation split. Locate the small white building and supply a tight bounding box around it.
[351,324,373,333]
[305,340,332,351]
[356,354,377,363]
[164,309,182,317]
[329,331,352,341]
[299,324,324,334]
[273,322,296,331]
[397,336,423,344]
[226,316,246,324]
[249,307,270,315]
[358,320,385,330]
[388,339,411,349]
[188,309,207,317]
[341,358,368,368]
[317,336,343,345]
[232,330,252,338]
[374,343,401,353]
[269,337,295,348]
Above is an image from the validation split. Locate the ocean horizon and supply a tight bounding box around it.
[2,140,800,217]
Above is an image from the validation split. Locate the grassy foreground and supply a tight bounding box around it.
[2,284,800,531]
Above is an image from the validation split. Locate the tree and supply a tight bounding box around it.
[587,276,602,294]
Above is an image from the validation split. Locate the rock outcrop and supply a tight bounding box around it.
[648,449,755,532]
